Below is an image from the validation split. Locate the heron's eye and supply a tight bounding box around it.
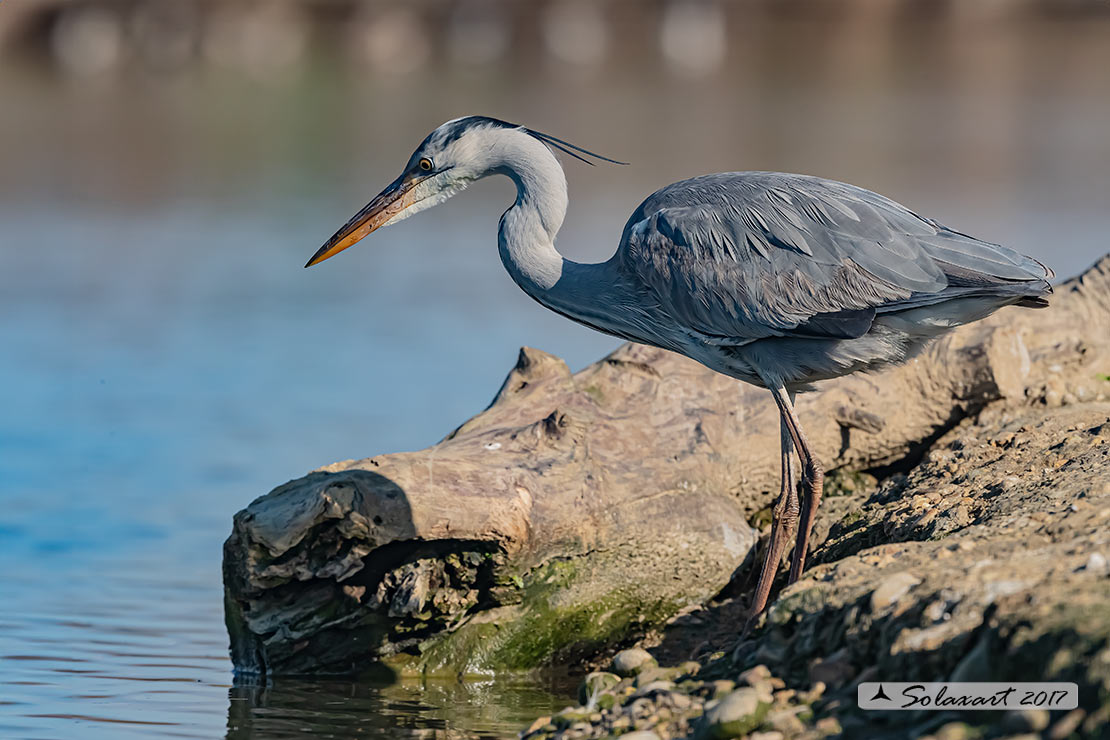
[418,158,433,172]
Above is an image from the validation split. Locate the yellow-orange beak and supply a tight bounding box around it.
[305,175,421,268]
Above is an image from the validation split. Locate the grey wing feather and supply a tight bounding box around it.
[618,172,1051,342]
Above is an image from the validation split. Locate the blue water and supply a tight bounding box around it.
[0,197,611,738]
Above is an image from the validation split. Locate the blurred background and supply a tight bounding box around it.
[1,1,1109,738]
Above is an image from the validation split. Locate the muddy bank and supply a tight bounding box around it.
[525,399,1108,739]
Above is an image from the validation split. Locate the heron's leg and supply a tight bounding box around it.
[768,386,824,585]
[747,409,799,620]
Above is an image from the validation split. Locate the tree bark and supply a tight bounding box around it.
[223,255,1110,677]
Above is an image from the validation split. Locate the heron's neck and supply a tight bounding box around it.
[495,134,624,329]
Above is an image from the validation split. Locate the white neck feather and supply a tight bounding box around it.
[491,129,569,293]
[478,127,639,344]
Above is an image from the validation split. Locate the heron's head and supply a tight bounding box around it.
[305,115,623,267]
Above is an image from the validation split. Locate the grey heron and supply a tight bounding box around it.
[305,116,1053,620]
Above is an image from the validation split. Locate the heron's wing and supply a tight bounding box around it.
[619,172,1049,342]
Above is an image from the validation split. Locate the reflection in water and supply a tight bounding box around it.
[2,7,1109,739]
[227,675,576,740]
[0,556,573,740]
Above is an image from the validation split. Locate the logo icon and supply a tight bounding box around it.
[870,684,892,702]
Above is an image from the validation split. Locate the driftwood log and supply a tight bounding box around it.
[223,255,1110,677]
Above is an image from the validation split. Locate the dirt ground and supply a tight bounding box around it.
[530,397,1110,740]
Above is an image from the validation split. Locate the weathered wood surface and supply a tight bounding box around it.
[223,255,1109,677]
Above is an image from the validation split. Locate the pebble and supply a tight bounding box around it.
[577,671,621,705]
[736,664,770,684]
[610,716,632,731]
[525,715,551,734]
[736,664,775,702]
[1001,708,1050,733]
[611,648,656,677]
[950,504,971,527]
[870,571,922,611]
[765,707,807,735]
[798,681,826,704]
[1080,551,1109,576]
[808,648,855,689]
[621,732,662,740]
[924,598,952,622]
[635,665,670,687]
[697,687,768,739]
[913,509,938,529]
[635,680,675,696]
[932,721,975,740]
[711,680,739,698]
[1047,708,1086,740]
[679,660,701,676]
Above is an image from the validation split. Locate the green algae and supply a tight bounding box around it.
[401,556,685,676]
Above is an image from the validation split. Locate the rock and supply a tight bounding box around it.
[773,689,796,704]
[634,665,670,687]
[621,732,662,740]
[949,633,992,683]
[611,648,656,677]
[1047,708,1086,740]
[800,681,826,704]
[554,707,591,726]
[610,715,632,731]
[812,717,842,735]
[697,687,770,739]
[869,571,922,611]
[705,679,736,699]
[524,715,550,735]
[765,707,807,735]
[736,664,771,685]
[932,722,975,740]
[807,648,855,689]
[1079,551,1108,576]
[1001,708,1050,733]
[635,680,675,696]
[679,660,702,676]
[578,671,621,705]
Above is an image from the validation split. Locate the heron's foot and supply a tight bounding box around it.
[748,501,799,622]
[788,461,824,584]
[741,610,760,637]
